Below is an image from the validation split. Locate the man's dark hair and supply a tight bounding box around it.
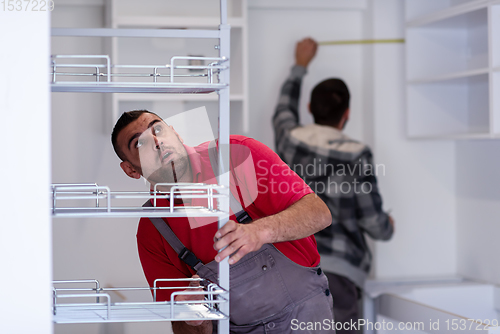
[111,109,160,162]
[310,78,350,127]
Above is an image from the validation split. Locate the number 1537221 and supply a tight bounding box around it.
[2,0,54,11]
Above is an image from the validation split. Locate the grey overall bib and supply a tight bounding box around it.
[146,208,335,333]
[145,141,334,332]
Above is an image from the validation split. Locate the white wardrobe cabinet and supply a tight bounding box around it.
[405,0,500,139]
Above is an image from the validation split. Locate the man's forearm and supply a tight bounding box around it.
[214,193,331,264]
[255,193,331,244]
[172,320,212,334]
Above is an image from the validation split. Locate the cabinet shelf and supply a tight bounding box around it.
[406,0,487,24]
[116,93,244,102]
[115,16,244,28]
[407,5,487,29]
[53,278,228,324]
[408,132,500,140]
[52,207,227,219]
[407,67,489,84]
[51,27,221,39]
[51,82,227,94]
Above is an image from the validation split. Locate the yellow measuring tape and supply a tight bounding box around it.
[319,39,405,46]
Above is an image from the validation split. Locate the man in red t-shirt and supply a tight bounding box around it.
[111,110,334,334]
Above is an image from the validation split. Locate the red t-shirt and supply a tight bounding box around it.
[137,135,319,301]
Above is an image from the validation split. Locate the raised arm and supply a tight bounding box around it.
[214,193,331,264]
[273,38,318,150]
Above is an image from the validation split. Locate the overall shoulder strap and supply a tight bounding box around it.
[142,140,252,271]
[143,201,203,271]
[208,140,252,224]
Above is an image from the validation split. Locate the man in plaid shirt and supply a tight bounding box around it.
[273,38,394,333]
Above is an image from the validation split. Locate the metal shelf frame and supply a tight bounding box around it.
[51,1,231,332]
[51,183,228,218]
[50,54,229,93]
[52,278,229,324]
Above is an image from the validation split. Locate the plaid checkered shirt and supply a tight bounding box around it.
[272,65,393,288]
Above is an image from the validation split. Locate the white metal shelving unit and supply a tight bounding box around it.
[50,1,232,333]
[405,0,500,139]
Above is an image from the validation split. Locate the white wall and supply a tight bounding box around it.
[456,140,500,285]
[248,1,367,148]
[367,0,457,279]
[0,9,52,334]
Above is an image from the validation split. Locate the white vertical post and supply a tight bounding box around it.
[218,0,231,333]
[362,293,377,334]
[489,5,500,135]
[241,0,249,133]
[0,9,52,334]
